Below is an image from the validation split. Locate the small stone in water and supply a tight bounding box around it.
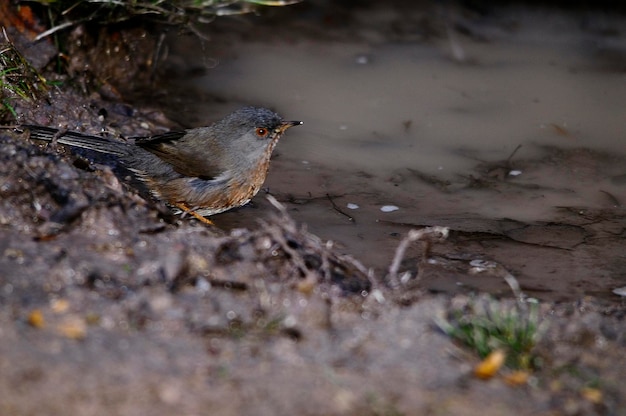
[346,203,359,210]
[380,205,399,213]
[612,286,626,297]
[508,170,522,176]
[355,54,370,65]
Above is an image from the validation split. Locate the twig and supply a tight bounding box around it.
[599,190,621,207]
[35,20,82,41]
[326,193,354,222]
[208,278,248,291]
[506,144,522,164]
[386,226,449,288]
[50,127,69,147]
[502,272,524,304]
[265,195,311,277]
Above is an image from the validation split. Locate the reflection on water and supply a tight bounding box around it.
[190,17,624,217]
[171,7,626,300]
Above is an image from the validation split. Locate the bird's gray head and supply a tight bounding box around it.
[214,106,302,159]
[222,107,283,131]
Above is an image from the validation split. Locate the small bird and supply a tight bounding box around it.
[22,106,302,224]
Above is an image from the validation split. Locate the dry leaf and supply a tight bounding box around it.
[581,387,603,404]
[503,370,530,386]
[51,298,70,313]
[474,349,506,379]
[27,309,45,328]
[57,317,87,340]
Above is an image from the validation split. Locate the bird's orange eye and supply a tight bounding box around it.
[255,128,269,138]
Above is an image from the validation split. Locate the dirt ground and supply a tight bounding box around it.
[0,1,625,415]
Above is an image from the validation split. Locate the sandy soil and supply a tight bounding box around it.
[0,1,625,415]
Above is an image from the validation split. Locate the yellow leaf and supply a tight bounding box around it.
[57,318,87,340]
[51,298,70,313]
[581,387,603,404]
[296,276,316,294]
[474,349,506,379]
[504,370,530,386]
[27,309,45,328]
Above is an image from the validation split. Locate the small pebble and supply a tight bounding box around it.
[508,170,522,176]
[371,289,385,303]
[196,277,211,292]
[380,205,399,213]
[612,286,626,297]
[355,54,370,65]
[346,203,359,210]
[470,259,494,268]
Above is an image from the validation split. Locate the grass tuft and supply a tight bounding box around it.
[0,29,48,121]
[436,296,543,370]
[27,0,302,40]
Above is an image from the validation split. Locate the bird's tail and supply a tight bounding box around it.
[22,125,129,157]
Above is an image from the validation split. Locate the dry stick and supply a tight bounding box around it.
[266,195,373,288]
[599,189,622,207]
[264,221,309,276]
[34,21,79,41]
[266,194,288,216]
[506,144,523,164]
[207,278,248,291]
[386,226,449,289]
[320,240,332,282]
[50,127,69,147]
[471,260,527,306]
[326,193,354,222]
[265,195,314,277]
[501,269,527,306]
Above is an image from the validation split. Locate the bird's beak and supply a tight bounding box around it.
[277,120,303,133]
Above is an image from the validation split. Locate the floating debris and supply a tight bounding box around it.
[380,205,399,213]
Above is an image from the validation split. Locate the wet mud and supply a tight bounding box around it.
[167,5,626,302]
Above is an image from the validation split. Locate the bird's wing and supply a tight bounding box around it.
[132,131,187,145]
[134,131,223,180]
[23,125,127,156]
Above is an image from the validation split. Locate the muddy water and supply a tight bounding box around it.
[171,9,626,301]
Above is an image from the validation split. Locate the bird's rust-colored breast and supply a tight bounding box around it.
[226,154,273,208]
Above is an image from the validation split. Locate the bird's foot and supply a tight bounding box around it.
[174,202,215,226]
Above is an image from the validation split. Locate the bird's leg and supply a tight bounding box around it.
[173,202,215,225]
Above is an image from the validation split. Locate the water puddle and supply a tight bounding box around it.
[167,8,626,301]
